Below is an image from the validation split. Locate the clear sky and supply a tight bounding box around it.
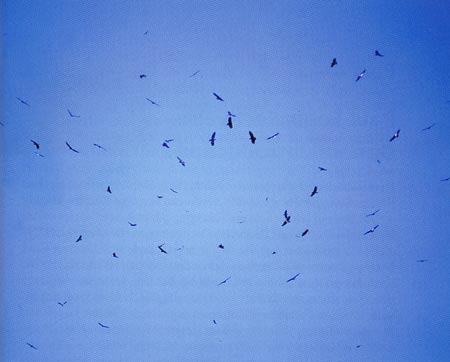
[2,1,450,361]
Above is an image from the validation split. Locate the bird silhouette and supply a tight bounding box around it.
[366,209,380,217]
[128,222,137,226]
[249,131,256,144]
[213,92,224,101]
[416,259,428,263]
[107,186,112,194]
[157,195,163,199]
[30,140,40,149]
[355,69,366,81]
[331,58,337,67]
[189,70,200,77]
[266,132,279,140]
[389,129,400,142]
[213,319,217,324]
[227,117,233,129]
[16,97,30,106]
[217,277,231,286]
[440,177,450,182]
[209,132,216,146]
[26,342,38,350]
[421,123,436,131]
[364,225,379,235]
[113,252,118,258]
[67,109,80,118]
[139,74,146,79]
[375,50,384,57]
[93,143,106,151]
[228,111,236,117]
[318,167,327,171]
[145,98,160,106]
[356,344,362,348]
[75,235,82,243]
[177,156,186,167]
[158,243,168,254]
[282,210,291,226]
[162,142,170,148]
[98,322,110,328]
[218,244,224,249]
[57,301,67,306]
[301,229,309,237]
[286,273,300,282]
[34,152,45,157]
[170,188,178,193]
[65,141,79,153]
[310,186,318,197]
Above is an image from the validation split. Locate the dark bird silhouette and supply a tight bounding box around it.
[34,152,45,157]
[158,243,168,254]
[310,186,318,197]
[26,343,38,350]
[157,195,163,199]
[98,322,110,328]
[416,259,428,263]
[272,251,276,255]
[75,235,82,243]
[228,111,236,117]
[213,319,217,324]
[249,131,256,144]
[377,159,381,164]
[143,30,148,35]
[16,97,30,106]
[286,273,300,282]
[57,301,67,306]
[128,222,137,227]
[364,224,379,235]
[140,74,146,79]
[145,98,160,106]
[113,252,118,258]
[318,166,327,171]
[282,210,291,226]
[375,50,384,57]
[67,109,80,118]
[165,139,174,143]
[356,345,362,348]
[331,57,337,67]
[213,92,224,101]
[355,69,366,82]
[209,132,216,146]
[366,209,380,217]
[301,229,309,237]
[162,142,170,148]
[266,132,279,140]
[107,186,112,194]
[170,188,178,193]
[31,140,40,149]
[189,70,200,77]
[227,117,233,129]
[93,143,106,151]
[389,129,400,142]
[440,177,450,182]
[218,244,224,249]
[217,276,231,286]
[65,141,79,153]
[421,123,436,131]
[177,156,186,167]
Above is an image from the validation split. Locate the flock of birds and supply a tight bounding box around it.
[8,45,448,355]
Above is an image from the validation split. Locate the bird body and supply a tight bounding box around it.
[217,277,231,286]
[93,143,106,151]
[65,141,80,153]
[128,222,137,226]
[318,167,327,171]
[249,131,256,144]
[113,252,118,258]
[107,186,112,194]
[177,156,186,166]
[375,50,384,57]
[366,209,380,217]
[158,243,168,254]
[26,343,38,350]
[266,132,279,140]
[98,322,110,328]
[310,186,318,197]
[209,132,216,146]
[331,58,337,67]
[67,109,80,118]
[31,140,40,149]
[16,97,31,106]
[389,129,400,142]
[76,235,82,243]
[227,117,233,128]
[286,273,300,282]
[146,98,160,106]
[355,69,366,81]
[282,210,291,226]
[213,92,224,101]
[301,229,309,237]
[364,224,379,235]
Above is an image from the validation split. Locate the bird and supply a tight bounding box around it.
[75,235,82,243]
[93,143,106,151]
[272,251,276,255]
[218,244,224,249]
[440,177,450,182]
[355,69,366,81]
[189,70,200,77]
[65,141,79,153]
[416,259,428,263]
[170,188,178,193]
[282,210,291,226]
[213,92,224,101]
[301,229,309,237]
[227,117,233,129]
[389,129,400,142]
[310,186,318,197]
[157,195,163,199]
[112,252,118,258]
[364,225,379,235]
[162,142,170,148]
[67,109,80,118]
[98,322,110,328]
[249,131,256,144]
[34,152,45,157]
[165,139,174,143]
[266,132,279,140]
[286,273,300,282]
[375,50,384,57]
[366,209,380,217]
[26,342,38,350]
[356,344,362,348]
[106,186,112,194]
[145,98,160,106]
[331,57,337,67]
[217,277,231,286]
[30,140,40,149]
[177,156,186,167]
[128,222,137,226]
[209,132,216,146]
[422,123,436,131]
[228,111,236,117]
[143,30,148,35]
[16,97,30,106]
[213,319,217,324]
[318,167,327,171]
[140,74,146,79]
[158,243,168,254]
[57,301,67,306]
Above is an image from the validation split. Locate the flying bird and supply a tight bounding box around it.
[356,345,362,348]
[67,109,80,118]
[107,186,112,194]
[228,111,236,117]
[421,123,436,131]
[331,58,337,67]
[217,277,231,286]
[140,74,146,79]
[75,235,82,243]
[286,273,300,283]
[310,186,318,197]
[16,97,30,106]
[170,188,178,193]
[162,142,170,148]
[26,343,38,350]
[282,210,291,226]
[416,259,428,263]
[389,129,400,142]
[143,30,148,35]
[177,156,186,167]
[93,143,107,151]
[364,224,379,235]
[57,301,67,306]
[34,152,45,157]
[266,132,279,140]
[318,167,327,171]
[157,195,163,199]
[227,117,233,129]
[65,141,79,153]
[375,50,384,57]
[189,70,200,77]
[30,140,40,149]
[355,69,366,82]
[112,252,118,258]
[98,322,110,328]
[213,92,224,101]
[158,243,168,254]
[366,209,380,217]
[128,222,137,226]
[249,131,256,144]
[218,244,224,249]
[145,98,160,106]
[165,139,174,143]
[440,177,450,182]
[301,229,309,237]
[213,319,217,325]
[209,132,216,146]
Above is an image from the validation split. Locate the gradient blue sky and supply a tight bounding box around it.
[2,1,450,361]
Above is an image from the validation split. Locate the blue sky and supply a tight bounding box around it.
[2,1,450,361]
